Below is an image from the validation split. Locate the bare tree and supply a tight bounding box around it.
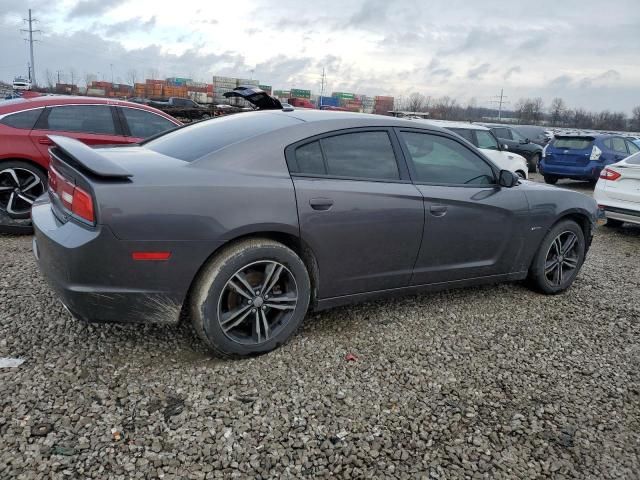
[549,97,566,126]
[406,92,426,112]
[126,69,137,87]
[44,69,54,91]
[631,106,640,132]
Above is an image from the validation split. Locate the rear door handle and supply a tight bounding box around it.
[430,205,448,217]
[38,138,53,145]
[309,198,334,211]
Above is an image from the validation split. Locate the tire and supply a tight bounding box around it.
[528,220,586,294]
[544,175,558,185]
[0,160,47,220]
[605,218,624,228]
[191,238,311,357]
[528,154,540,173]
[516,170,527,180]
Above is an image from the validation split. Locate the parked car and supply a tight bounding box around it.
[480,124,544,173]
[32,108,599,357]
[0,96,181,232]
[513,125,553,147]
[539,134,640,185]
[593,152,640,227]
[421,121,529,179]
[148,97,211,120]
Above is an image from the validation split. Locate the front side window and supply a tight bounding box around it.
[448,128,475,145]
[46,105,117,135]
[121,108,177,139]
[493,128,512,140]
[476,130,500,150]
[400,131,495,185]
[294,131,399,180]
[0,108,42,130]
[510,128,527,142]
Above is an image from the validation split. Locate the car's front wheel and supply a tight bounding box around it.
[529,153,540,173]
[191,238,311,357]
[528,220,586,294]
[544,175,558,185]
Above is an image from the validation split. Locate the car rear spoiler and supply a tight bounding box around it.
[48,135,132,178]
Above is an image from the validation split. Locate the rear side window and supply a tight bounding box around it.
[144,112,300,162]
[293,131,400,180]
[46,105,117,135]
[400,131,495,185]
[627,153,640,165]
[121,108,176,139]
[627,140,640,154]
[552,138,593,150]
[493,127,512,140]
[448,128,475,145]
[0,109,42,130]
[611,137,628,153]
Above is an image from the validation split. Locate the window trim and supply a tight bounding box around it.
[284,127,412,183]
[116,106,179,138]
[0,107,45,130]
[36,105,124,136]
[394,127,499,188]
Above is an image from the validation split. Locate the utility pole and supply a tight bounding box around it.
[319,67,326,108]
[56,70,61,85]
[20,9,41,86]
[110,64,114,84]
[489,88,509,121]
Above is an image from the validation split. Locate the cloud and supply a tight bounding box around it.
[504,66,521,80]
[69,0,126,18]
[100,16,156,36]
[467,63,491,80]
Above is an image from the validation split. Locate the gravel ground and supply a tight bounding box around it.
[1,180,639,479]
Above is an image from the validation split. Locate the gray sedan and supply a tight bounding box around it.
[32,109,599,357]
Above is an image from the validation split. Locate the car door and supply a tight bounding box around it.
[286,128,424,298]
[611,137,631,163]
[118,106,180,143]
[492,127,517,150]
[395,128,530,285]
[29,104,127,157]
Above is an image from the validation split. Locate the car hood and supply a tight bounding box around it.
[223,86,283,110]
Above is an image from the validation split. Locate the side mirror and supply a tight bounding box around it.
[498,169,519,188]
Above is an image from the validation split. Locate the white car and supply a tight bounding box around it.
[594,153,640,227]
[416,120,529,179]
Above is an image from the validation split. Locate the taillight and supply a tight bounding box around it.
[48,165,95,223]
[542,144,548,158]
[590,145,603,161]
[600,168,621,181]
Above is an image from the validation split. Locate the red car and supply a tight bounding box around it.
[0,96,181,232]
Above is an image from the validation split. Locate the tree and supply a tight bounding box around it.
[406,92,426,113]
[631,106,640,131]
[549,97,566,126]
[44,69,54,91]
[126,69,137,87]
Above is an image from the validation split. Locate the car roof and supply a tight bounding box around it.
[411,119,489,131]
[0,95,180,123]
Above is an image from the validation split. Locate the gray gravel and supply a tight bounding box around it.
[1,181,639,479]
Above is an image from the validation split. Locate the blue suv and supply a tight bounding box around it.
[540,134,640,184]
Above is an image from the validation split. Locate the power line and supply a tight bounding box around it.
[20,9,41,85]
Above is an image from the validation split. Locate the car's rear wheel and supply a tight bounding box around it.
[0,161,47,220]
[528,153,540,173]
[528,220,585,294]
[191,238,311,357]
[544,175,558,185]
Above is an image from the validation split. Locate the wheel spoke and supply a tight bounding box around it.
[260,262,277,294]
[21,176,42,192]
[263,265,283,295]
[0,186,13,192]
[6,192,18,214]
[221,308,253,332]
[220,304,252,326]
[553,237,562,256]
[266,295,297,303]
[233,271,256,296]
[260,310,271,341]
[227,280,253,300]
[5,169,20,187]
[556,261,564,285]
[544,259,557,274]
[255,310,262,342]
[561,234,577,255]
[563,257,578,269]
[17,193,35,204]
[265,302,295,311]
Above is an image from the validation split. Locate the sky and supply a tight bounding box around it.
[1,0,639,112]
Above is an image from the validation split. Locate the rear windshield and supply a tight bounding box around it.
[144,112,301,162]
[552,137,594,150]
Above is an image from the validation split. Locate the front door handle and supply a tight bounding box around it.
[430,205,448,217]
[309,198,334,211]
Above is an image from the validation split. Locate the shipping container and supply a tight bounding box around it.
[87,88,106,97]
[318,96,339,107]
[290,88,311,99]
[332,92,356,100]
[259,84,272,95]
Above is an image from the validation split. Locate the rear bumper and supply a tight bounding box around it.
[539,161,602,180]
[594,189,640,225]
[32,197,198,324]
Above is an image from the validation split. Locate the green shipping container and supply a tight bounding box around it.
[290,88,311,99]
[332,92,355,100]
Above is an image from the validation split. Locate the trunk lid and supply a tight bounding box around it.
[223,86,283,110]
[545,136,594,166]
[604,156,640,204]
